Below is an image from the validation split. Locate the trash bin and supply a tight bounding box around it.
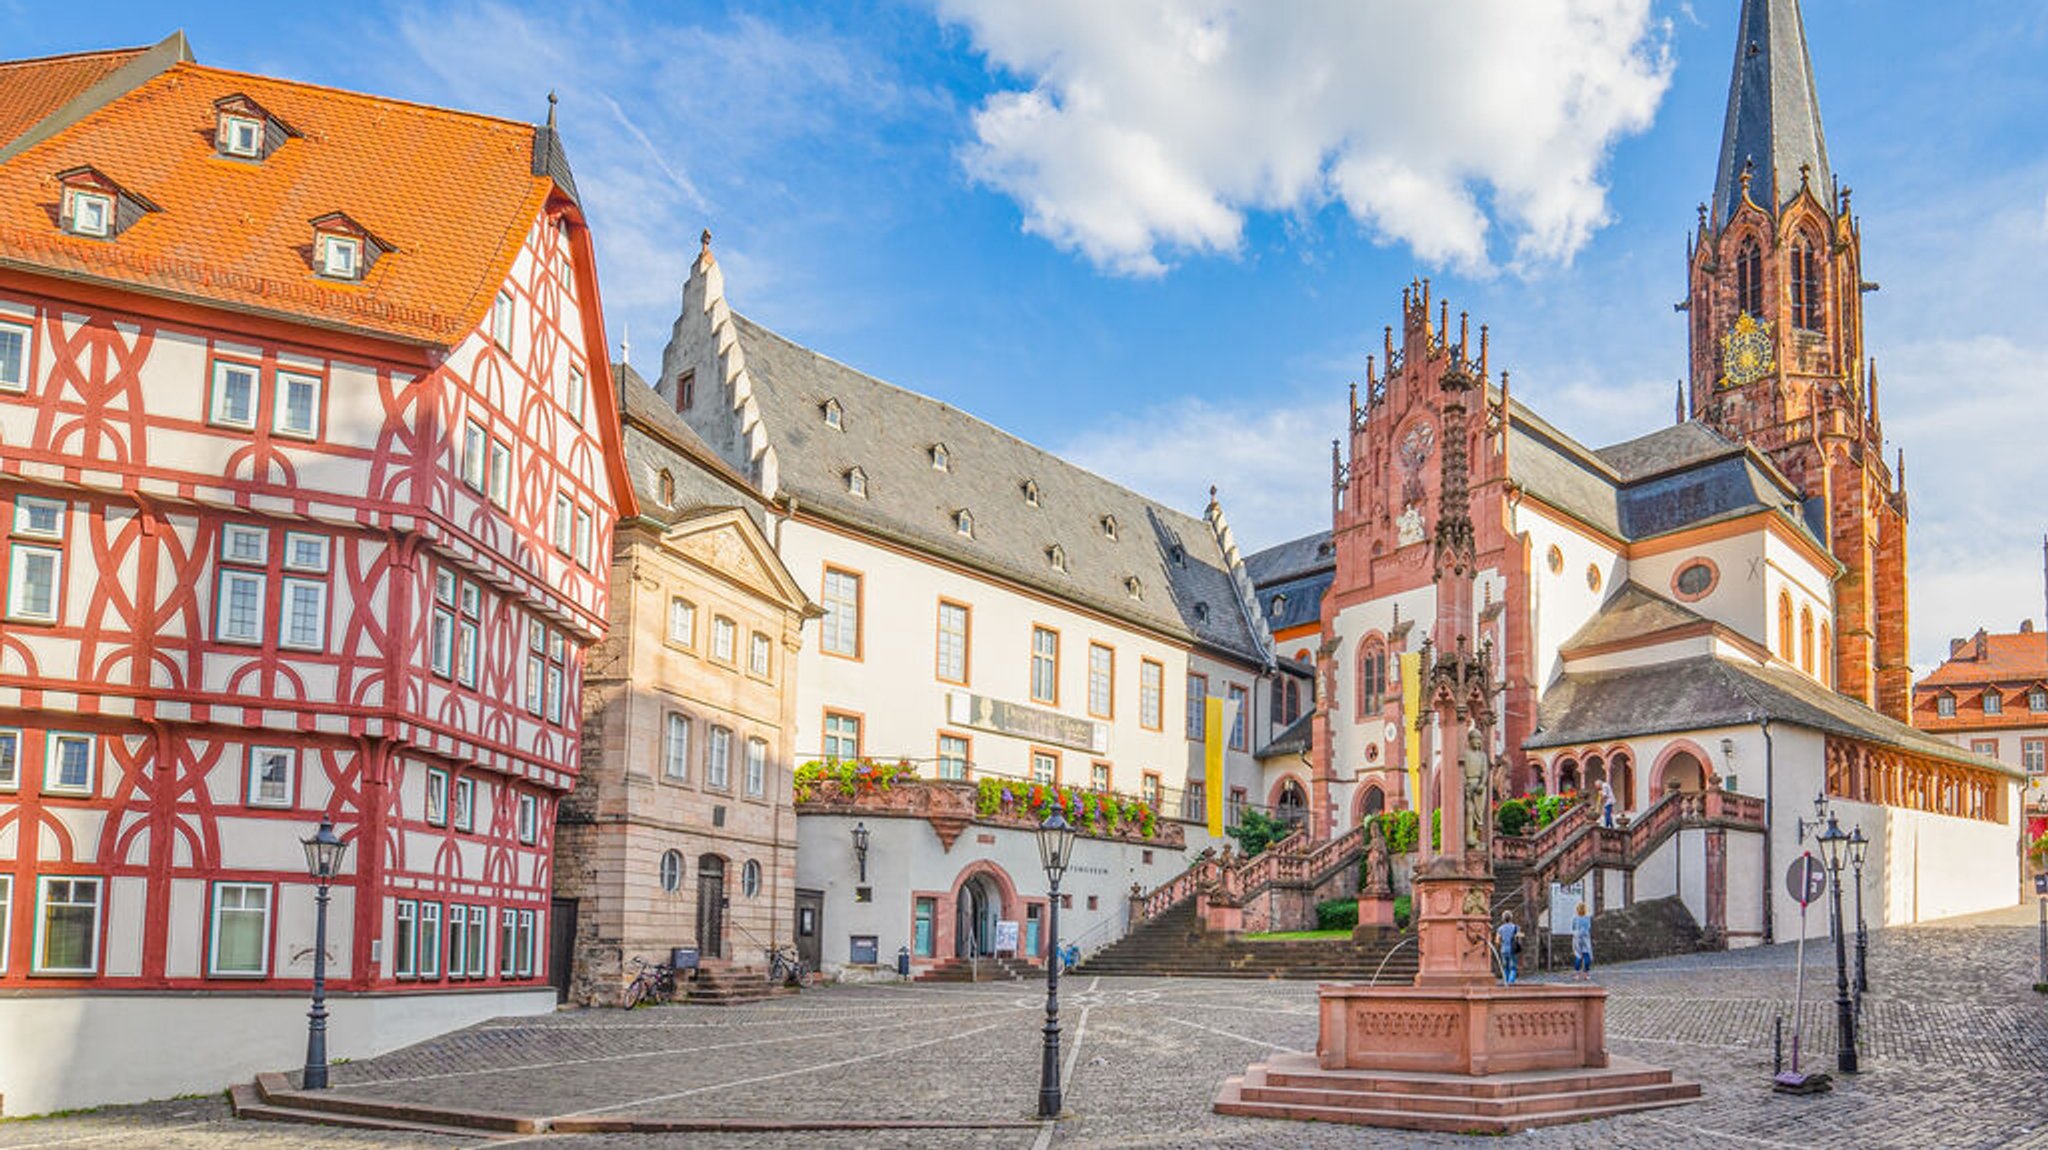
[896,946,911,977]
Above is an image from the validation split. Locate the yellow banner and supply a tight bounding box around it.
[1401,652,1423,806]
[1205,695,1225,836]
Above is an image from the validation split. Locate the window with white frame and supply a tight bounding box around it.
[1985,690,2004,715]
[394,899,418,978]
[660,849,684,892]
[821,569,860,657]
[246,746,294,808]
[1186,672,1208,740]
[274,371,321,438]
[745,737,766,797]
[1227,683,1248,752]
[283,532,328,574]
[0,727,18,790]
[279,570,328,653]
[936,602,969,684]
[708,726,732,789]
[320,235,361,279]
[0,874,12,973]
[1031,750,1058,785]
[210,360,259,429]
[454,775,476,832]
[487,438,511,509]
[499,908,519,976]
[566,366,585,425]
[823,713,860,761]
[417,902,442,977]
[524,618,546,715]
[67,189,111,237]
[426,767,449,826]
[1030,626,1058,704]
[1091,762,1111,791]
[456,581,482,688]
[216,525,267,644]
[668,597,696,647]
[517,908,536,976]
[517,793,539,844]
[13,495,61,539]
[2033,689,2048,713]
[0,319,28,392]
[431,569,457,677]
[461,420,488,491]
[552,493,574,554]
[209,882,271,976]
[491,291,514,351]
[1937,693,1956,718]
[447,904,468,978]
[7,495,64,624]
[35,876,100,974]
[1088,643,1114,718]
[749,631,772,677]
[45,732,93,796]
[574,506,593,569]
[663,713,690,781]
[938,734,969,781]
[465,906,487,977]
[221,114,262,157]
[712,616,737,664]
[1140,660,1163,730]
[545,629,566,725]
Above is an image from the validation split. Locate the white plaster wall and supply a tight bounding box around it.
[1631,532,1768,643]
[1633,831,1678,906]
[0,988,554,1117]
[795,811,1186,972]
[1725,829,1766,945]
[1513,505,1623,692]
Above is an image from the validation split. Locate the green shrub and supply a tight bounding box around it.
[1531,792,1580,829]
[1316,898,1359,932]
[1226,809,1295,858]
[1430,807,1441,851]
[1372,810,1421,854]
[1495,798,1531,837]
[1393,894,1413,930]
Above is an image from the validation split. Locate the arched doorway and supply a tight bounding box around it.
[696,854,727,958]
[1556,758,1580,794]
[1582,754,1607,791]
[1660,751,1707,795]
[1609,752,1635,811]
[1359,784,1386,818]
[955,873,1002,958]
[1274,778,1308,827]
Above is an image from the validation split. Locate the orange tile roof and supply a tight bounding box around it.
[0,59,560,346]
[0,46,147,150]
[1916,630,2048,689]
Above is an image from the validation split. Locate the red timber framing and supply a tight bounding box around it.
[0,172,631,994]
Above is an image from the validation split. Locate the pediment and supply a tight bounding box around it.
[662,507,807,611]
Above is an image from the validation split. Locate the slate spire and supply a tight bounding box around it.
[1711,0,1830,225]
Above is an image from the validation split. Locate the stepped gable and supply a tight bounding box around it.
[725,311,1266,663]
[1527,652,2022,778]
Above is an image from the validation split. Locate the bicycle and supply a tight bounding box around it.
[622,956,677,1008]
[766,944,811,987]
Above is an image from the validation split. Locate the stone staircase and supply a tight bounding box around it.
[913,954,1044,983]
[1214,1051,1702,1134]
[682,960,799,1005]
[1076,900,1421,982]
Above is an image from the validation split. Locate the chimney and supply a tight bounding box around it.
[2023,620,2036,635]
[1950,638,1967,658]
[1974,628,1989,661]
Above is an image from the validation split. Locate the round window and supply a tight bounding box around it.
[741,859,762,898]
[1586,564,1603,592]
[1675,561,1714,598]
[1546,545,1564,573]
[659,849,684,893]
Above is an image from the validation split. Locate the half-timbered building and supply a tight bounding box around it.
[0,34,630,1113]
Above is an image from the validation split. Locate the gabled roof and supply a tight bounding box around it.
[1713,0,1832,225]
[1244,530,1334,586]
[0,39,172,155]
[724,312,1266,664]
[0,43,572,346]
[1526,653,2020,779]
[1559,581,1714,654]
[1916,629,2048,689]
[1258,710,1315,760]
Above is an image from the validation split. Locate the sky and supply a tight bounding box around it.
[5,0,2046,671]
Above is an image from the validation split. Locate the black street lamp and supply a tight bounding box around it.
[1814,813,1858,1073]
[1034,810,1077,1120]
[300,817,349,1091]
[1849,825,1869,996]
[851,821,870,883]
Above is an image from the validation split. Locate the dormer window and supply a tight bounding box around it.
[1169,543,1186,567]
[1125,576,1143,600]
[1101,515,1118,540]
[2031,688,2047,713]
[67,190,111,237]
[1194,602,1210,623]
[1984,689,2003,715]
[309,212,391,282]
[1023,480,1040,507]
[1269,594,1287,620]
[221,114,263,158]
[846,467,867,498]
[931,444,950,472]
[822,398,843,429]
[1936,693,1956,718]
[955,509,973,537]
[1048,544,1066,573]
[212,94,295,162]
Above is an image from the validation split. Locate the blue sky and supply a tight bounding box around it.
[6,1,2046,669]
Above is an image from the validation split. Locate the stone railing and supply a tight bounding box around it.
[1134,823,1370,923]
[798,777,1185,850]
[1512,787,1768,901]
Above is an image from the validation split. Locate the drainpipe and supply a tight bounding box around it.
[1758,714,1776,945]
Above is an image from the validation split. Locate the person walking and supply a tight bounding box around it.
[1496,911,1520,985]
[1599,778,1617,828]
[1571,901,1594,982]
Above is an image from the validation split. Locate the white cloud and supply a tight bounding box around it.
[940,0,1672,276]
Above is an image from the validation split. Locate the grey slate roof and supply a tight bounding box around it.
[1257,571,1334,636]
[1258,710,1315,760]
[615,362,764,529]
[1244,530,1334,586]
[1713,0,1831,225]
[1525,654,2020,779]
[728,314,1266,664]
[1595,422,1741,481]
[1560,582,1713,653]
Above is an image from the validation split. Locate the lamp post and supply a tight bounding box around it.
[1848,825,1869,997]
[1034,810,1077,1120]
[300,817,349,1091]
[851,821,870,884]
[1814,813,1857,1073]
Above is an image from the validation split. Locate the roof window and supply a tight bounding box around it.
[1101,515,1118,540]
[1023,479,1040,507]
[309,212,392,282]
[1169,543,1186,567]
[1936,693,1955,718]
[1048,544,1066,573]
[1194,602,1210,623]
[822,398,843,429]
[1984,689,2002,715]
[1269,594,1287,619]
[955,509,973,537]
[931,443,950,471]
[846,466,867,498]
[1125,576,1143,601]
[212,94,295,162]
[2031,688,2047,713]
[55,166,155,240]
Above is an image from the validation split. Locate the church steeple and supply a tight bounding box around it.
[1712,0,1831,225]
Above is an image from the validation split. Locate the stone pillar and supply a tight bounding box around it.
[1704,828,1727,948]
[1411,872,1495,987]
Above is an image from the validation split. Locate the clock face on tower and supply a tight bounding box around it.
[1719,313,1775,388]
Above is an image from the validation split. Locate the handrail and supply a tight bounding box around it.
[1134,822,1368,923]
[1517,787,1769,901]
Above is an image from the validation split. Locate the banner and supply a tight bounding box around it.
[1400,651,1423,805]
[1205,695,1226,837]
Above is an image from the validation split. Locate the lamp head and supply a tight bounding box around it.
[1036,810,1077,886]
[301,817,348,884]
[1816,813,1847,867]
[1848,824,1868,869]
[1812,790,1829,823]
[851,821,871,854]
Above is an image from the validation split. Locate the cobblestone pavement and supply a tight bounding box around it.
[4,904,2045,1149]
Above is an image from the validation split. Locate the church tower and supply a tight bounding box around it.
[1684,0,1911,720]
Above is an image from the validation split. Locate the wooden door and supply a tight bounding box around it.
[795,888,823,972]
[547,897,578,1003]
[696,856,727,958]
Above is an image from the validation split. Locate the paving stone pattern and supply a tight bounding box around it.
[4,906,2045,1149]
